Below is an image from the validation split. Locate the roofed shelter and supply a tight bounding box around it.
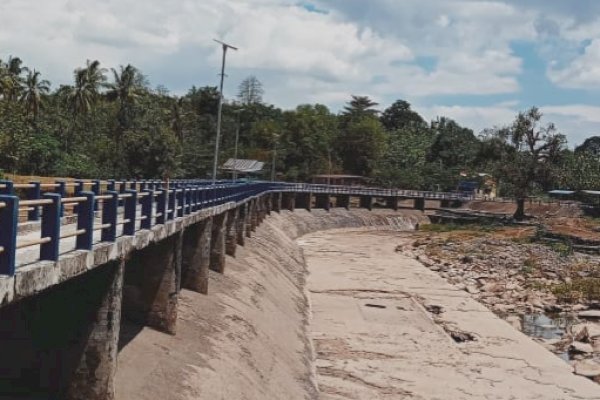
[221,159,265,179]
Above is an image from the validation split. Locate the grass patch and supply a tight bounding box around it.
[551,278,600,303]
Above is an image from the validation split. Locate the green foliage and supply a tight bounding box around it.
[552,278,600,303]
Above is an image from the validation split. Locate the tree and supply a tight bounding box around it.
[428,117,479,168]
[575,136,600,157]
[380,99,426,131]
[0,56,27,102]
[342,95,379,118]
[238,76,264,105]
[19,69,50,119]
[490,107,566,220]
[64,60,107,116]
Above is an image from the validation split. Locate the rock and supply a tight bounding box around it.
[460,255,474,264]
[543,304,562,313]
[572,304,587,312]
[505,315,522,331]
[573,360,600,378]
[465,285,479,295]
[579,310,600,319]
[574,326,589,343]
[569,341,594,354]
[481,282,504,293]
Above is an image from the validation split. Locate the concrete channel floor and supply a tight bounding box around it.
[300,229,600,400]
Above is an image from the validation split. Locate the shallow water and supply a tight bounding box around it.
[518,313,578,361]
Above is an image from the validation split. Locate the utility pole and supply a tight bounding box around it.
[233,108,243,181]
[271,146,277,182]
[212,39,238,184]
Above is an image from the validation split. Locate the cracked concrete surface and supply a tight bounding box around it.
[301,230,600,400]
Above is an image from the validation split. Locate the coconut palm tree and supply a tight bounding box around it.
[64,59,107,116]
[19,69,50,119]
[0,56,27,102]
[106,64,144,130]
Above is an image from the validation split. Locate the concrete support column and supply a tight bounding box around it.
[265,193,273,215]
[123,232,182,335]
[236,204,247,246]
[440,199,451,208]
[315,193,331,211]
[250,199,259,232]
[257,196,267,224]
[273,192,282,213]
[414,197,426,211]
[386,196,399,211]
[359,195,373,211]
[296,192,312,211]
[225,208,238,257]
[181,217,212,294]
[336,194,350,209]
[66,260,124,400]
[210,212,228,274]
[282,192,296,211]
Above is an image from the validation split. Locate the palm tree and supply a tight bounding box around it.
[65,59,107,116]
[0,56,27,102]
[19,69,50,119]
[342,95,379,117]
[106,64,144,130]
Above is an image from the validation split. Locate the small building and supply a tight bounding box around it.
[312,174,366,186]
[457,173,497,199]
[221,159,264,179]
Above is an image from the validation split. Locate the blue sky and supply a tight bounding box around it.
[1,0,600,145]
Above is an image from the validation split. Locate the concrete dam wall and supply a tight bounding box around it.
[114,208,425,400]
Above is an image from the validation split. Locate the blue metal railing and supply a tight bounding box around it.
[0,180,286,276]
[0,179,471,276]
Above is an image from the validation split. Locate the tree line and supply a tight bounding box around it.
[0,57,598,213]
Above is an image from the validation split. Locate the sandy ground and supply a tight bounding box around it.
[301,230,600,399]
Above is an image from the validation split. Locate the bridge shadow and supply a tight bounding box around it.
[0,263,119,399]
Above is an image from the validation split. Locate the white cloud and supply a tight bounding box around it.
[548,39,600,88]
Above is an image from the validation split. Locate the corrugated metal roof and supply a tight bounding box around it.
[582,190,600,196]
[221,158,264,173]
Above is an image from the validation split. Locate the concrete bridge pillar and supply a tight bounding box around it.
[265,193,273,215]
[315,193,331,211]
[250,199,259,232]
[225,208,239,257]
[0,260,125,400]
[359,195,373,211]
[386,196,399,211]
[296,192,312,211]
[257,196,267,224]
[182,217,212,294]
[123,232,182,335]
[66,260,124,400]
[210,212,228,274]
[282,192,296,211]
[236,203,247,246]
[273,192,282,213]
[440,199,451,208]
[336,194,350,209]
[414,197,426,211]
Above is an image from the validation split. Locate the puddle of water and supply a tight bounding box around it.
[518,313,578,362]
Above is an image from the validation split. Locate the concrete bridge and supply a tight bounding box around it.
[0,179,469,399]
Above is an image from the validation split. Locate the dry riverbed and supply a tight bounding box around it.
[397,224,600,382]
[302,228,600,399]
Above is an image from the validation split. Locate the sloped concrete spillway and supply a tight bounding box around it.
[114,209,425,399]
[114,208,600,399]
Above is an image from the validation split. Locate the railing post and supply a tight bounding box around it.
[101,191,118,242]
[76,191,95,250]
[92,180,101,211]
[141,190,154,230]
[123,190,137,236]
[168,189,176,220]
[40,193,61,262]
[0,180,13,195]
[156,189,166,225]
[73,180,84,214]
[0,195,18,275]
[184,187,192,215]
[27,182,41,221]
[107,180,116,192]
[55,181,66,217]
[177,189,184,218]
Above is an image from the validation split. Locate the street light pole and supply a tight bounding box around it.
[212,39,238,185]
